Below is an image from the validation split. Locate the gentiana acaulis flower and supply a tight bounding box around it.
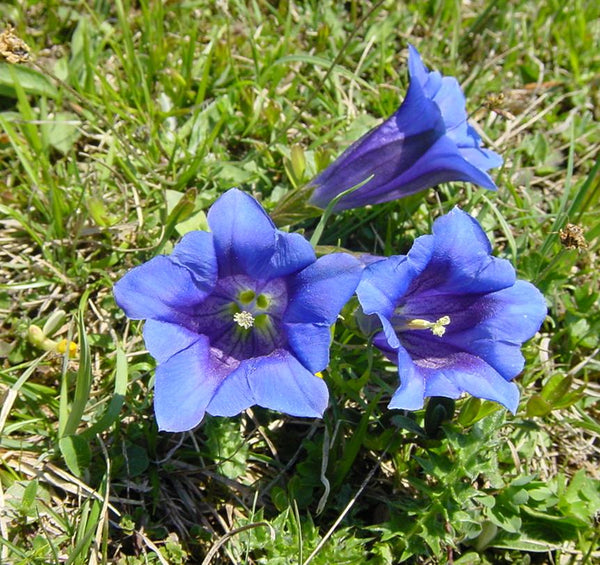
[114,189,362,432]
[309,45,503,212]
[356,208,546,412]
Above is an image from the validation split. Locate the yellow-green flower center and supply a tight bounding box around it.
[238,289,256,304]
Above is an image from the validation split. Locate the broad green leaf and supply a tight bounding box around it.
[525,395,552,417]
[59,296,92,438]
[82,347,128,439]
[59,435,91,476]
[45,111,81,154]
[0,64,57,97]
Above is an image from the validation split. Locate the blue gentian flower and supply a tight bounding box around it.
[114,189,362,432]
[356,209,546,412]
[309,45,503,212]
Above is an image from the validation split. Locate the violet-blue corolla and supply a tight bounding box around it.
[309,45,503,212]
[356,208,546,412]
[114,188,362,432]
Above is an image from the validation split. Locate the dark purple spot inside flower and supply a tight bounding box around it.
[193,275,288,363]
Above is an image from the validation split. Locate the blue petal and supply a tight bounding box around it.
[460,144,503,173]
[154,336,229,431]
[408,46,502,179]
[398,333,521,412]
[405,233,435,272]
[207,188,277,278]
[389,63,444,139]
[314,131,497,210]
[170,230,218,292]
[309,68,444,211]
[357,255,419,318]
[405,209,515,296]
[114,256,210,324]
[407,45,431,93]
[206,350,329,417]
[377,316,401,351]
[284,253,362,324]
[373,328,398,357]
[268,230,316,278]
[208,189,314,280]
[357,252,434,351]
[433,76,467,136]
[284,322,331,373]
[434,207,492,252]
[390,135,498,192]
[388,345,426,411]
[143,320,202,363]
[423,356,521,413]
[423,368,461,399]
[359,253,387,267]
[443,281,546,380]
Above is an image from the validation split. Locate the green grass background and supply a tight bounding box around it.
[1,0,599,563]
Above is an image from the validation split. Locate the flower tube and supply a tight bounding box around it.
[309,46,503,212]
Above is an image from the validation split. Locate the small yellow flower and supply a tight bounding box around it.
[28,325,77,358]
[56,339,78,358]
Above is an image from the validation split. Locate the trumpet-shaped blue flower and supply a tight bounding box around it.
[356,209,546,412]
[114,189,362,432]
[309,45,503,212]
